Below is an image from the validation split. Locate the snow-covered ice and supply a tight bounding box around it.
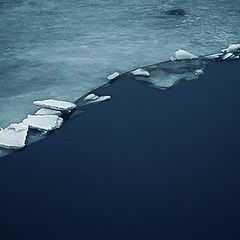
[33,99,76,111]
[0,123,28,149]
[131,68,150,77]
[107,72,120,81]
[174,49,197,60]
[35,108,62,116]
[22,115,63,131]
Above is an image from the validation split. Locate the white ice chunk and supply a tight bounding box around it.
[107,72,120,81]
[84,94,99,100]
[83,94,111,103]
[131,68,150,77]
[174,49,197,60]
[221,44,240,53]
[195,69,204,75]
[203,53,223,59]
[35,108,62,116]
[231,55,240,59]
[0,123,28,149]
[221,52,234,60]
[33,99,76,111]
[95,96,111,102]
[22,115,63,131]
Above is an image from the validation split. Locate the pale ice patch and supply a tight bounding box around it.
[0,123,28,149]
[33,99,76,111]
[107,72,120,81]
[173,49,197,60]
[22,115,63,131]
[35,108,62,116]
[131,68,150,77]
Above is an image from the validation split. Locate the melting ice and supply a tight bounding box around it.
[1,0,240,128]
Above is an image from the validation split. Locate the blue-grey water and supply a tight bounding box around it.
[1,0,240,128]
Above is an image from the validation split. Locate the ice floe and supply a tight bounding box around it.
[131,68,150,77]
[0,123,28,149]
[33,99,76,111]
[107,72,120,81]
[84,94,111,103]
[174,49,197,60]
[35,108,62,116]
[22,115,63,131]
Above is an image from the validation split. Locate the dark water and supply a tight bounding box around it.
[0,60,240,239]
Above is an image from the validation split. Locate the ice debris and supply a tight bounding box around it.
[131,68,150,77]
[22,115,63,131]
[0,123,28,149]
[107,72,120,81]
[35,108,62,116]
[33,99,76,111]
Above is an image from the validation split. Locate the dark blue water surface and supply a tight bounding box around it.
[0,61,240,239]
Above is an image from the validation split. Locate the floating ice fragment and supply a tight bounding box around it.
[33,99,76,111]
[231,55,240,60]
[0,123,28,149]
[84,94,99,100]
[131,68,150,77]
[22,115,63,131]
[107,72,120,81]
[174,49,197,60]
[221,53,234,60]
[195,69,204,75]
[203,53,223,60]
[84,94,111,103]
[96,96,111,102]
[35,108,62,116]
